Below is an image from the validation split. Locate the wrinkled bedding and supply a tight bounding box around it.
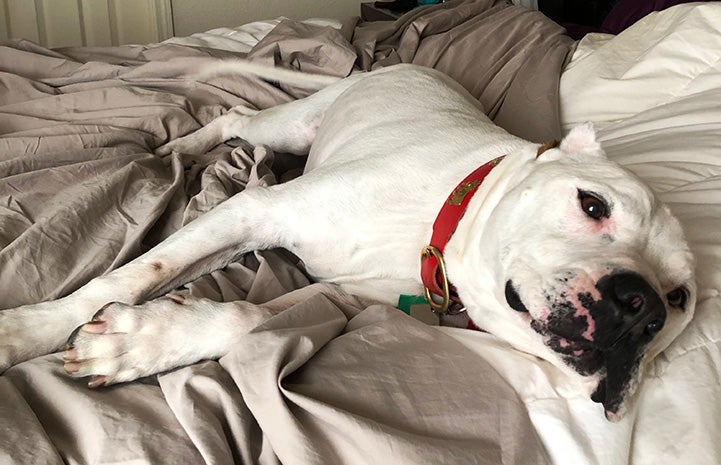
[0,1,569,464]
[558,5,721,462]
[1,1,720,465]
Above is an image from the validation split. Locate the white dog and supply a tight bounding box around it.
[0,63,695,421]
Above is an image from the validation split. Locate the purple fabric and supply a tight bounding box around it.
[600,0,711,34]
[563,23,599,40]
[563,0,718,39]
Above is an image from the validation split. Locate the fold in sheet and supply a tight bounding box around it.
[0,4,574,463]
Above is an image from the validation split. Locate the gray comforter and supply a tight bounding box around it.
[0,1,572,463]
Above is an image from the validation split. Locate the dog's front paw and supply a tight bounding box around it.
[63,294,201,387]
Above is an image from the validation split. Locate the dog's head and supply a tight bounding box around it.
[449,123,696,421]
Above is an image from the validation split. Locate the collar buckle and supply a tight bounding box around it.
[419,155,506,315]
[421,245,451,314]
[420,142,557,317]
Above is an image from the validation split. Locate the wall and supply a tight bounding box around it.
[171,0,363,37]
[0,0,173,47]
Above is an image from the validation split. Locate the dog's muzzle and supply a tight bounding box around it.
[507,271,666,419]
[589,272,666,417]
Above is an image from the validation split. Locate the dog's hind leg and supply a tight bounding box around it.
[155,73,364,156]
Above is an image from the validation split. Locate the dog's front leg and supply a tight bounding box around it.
[1,74,363,371]
[62,294,276,386]
[0,182,290,371]
[62,282,353,386]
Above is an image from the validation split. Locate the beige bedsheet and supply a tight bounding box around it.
[0,1,572,463]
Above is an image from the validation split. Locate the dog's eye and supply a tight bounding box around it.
[667,286,689,310]
[578,190,609,220]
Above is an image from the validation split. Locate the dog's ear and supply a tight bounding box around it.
[559,122,604,157]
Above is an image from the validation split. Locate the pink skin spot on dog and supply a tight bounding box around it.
[570,216,617,236]
[536,306,551,321]
[564,274,602,341]
[592,217,615,235]
[574,305,596,341]
[566,274,602,302]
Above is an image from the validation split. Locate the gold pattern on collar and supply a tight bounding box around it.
[447,180,482,206]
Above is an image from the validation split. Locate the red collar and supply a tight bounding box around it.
[420,156,504,314]
[420,140,558,315]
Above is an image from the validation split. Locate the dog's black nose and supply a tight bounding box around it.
[593,271,666,349]
[589,271,666,416]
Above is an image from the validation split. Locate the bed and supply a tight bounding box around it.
[1,0,719,464]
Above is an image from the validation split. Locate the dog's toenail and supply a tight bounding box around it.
[167,293,186,304]
[82,321,107,333]
[63,349,78,361]
[64,362,80,373]
[88,376,106,388]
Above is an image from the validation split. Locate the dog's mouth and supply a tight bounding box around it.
[504,276,664,420]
